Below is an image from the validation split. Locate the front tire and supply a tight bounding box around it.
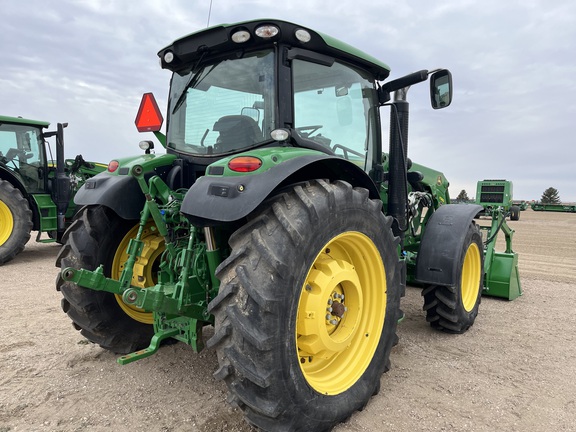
[0,180,32,265]
[56,205,159,353]
[208,180,403,431]
[422,222,483,333]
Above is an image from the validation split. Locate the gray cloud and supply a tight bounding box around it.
[2,0,574,201]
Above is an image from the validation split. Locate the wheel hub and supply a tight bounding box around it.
[112,221,164,324]
[295,231,387,395]
[298,257,362,359]
[0,200,14,245]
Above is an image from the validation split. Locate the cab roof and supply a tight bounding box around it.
[158,19,391,81]
[0,115,50,128]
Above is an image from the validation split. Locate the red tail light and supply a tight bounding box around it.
[228,156,262,172]
[108,160,119,172]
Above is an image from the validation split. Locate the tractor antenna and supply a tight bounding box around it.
[207,0,213,27]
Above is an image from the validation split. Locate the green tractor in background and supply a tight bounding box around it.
[56,19,520,431]
[0,116,105,265]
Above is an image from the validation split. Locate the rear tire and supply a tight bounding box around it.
[56,205,155,353]
[0,180,32,265]
[208,180,403,431]
[422,222,483,333]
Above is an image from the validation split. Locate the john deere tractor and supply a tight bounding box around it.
[57,19,520,431]
[0,116,105,264]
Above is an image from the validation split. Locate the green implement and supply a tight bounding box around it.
[480,206,522,300]
[531,202,576,212]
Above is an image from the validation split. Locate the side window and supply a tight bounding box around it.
[0,126,43,166]
[22,129,43,166]
[293,59,377,169]
[0,130,18,165]
[0,124,45,192]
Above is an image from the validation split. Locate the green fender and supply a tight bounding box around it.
[181,154,379,226]
[74,153,176,220]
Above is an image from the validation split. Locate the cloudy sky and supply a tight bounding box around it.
[2,0,575,201]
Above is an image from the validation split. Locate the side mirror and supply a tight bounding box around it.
[430,69,453,109]
[337,97,353,126]
[241,107,260,123]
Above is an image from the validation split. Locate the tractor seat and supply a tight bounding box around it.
[213,115,262,152]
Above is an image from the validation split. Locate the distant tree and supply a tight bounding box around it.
[456,189,470,202]
[541,187,561,204]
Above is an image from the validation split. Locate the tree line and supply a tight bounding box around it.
[454,187,561,204]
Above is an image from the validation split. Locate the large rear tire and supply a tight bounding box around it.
[56,205,161,353]
[0,180,32,265]
[422,221,483,333]
[208,180,403,431]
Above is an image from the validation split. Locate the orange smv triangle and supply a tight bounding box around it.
[135,93,164,132]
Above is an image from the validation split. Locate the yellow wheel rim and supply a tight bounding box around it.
[461,242,481,312]
[296,231,386,395]
[0,200,14,246]
[111,221,165,324]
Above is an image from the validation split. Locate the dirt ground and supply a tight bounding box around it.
[1,209,575,432]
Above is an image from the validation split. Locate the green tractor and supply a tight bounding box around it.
[56,19,520,431]
[0,116,105,264]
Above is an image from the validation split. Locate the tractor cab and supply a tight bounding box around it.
[137,19,453,211]
[141,20,393,181]
[0,117,50,193]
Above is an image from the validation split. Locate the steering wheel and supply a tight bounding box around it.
[5,148,32,162]
[331,144,365,161]
[295,125,323,138]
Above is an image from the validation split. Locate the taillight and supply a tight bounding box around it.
[108,160,119,172]
[228,156,262,173]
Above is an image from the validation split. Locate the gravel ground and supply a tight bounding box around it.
[1,208,575,431]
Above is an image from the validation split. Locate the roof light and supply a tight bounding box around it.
[295,29,311,43]
[164,51,174,63]
[108,160,119,172]
[271,129,290,141]
[228,156,262,172]
[255,25,279,39]
[231,30,251,43]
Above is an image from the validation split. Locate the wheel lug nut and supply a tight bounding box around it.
[326,307,333,313]
[330,319,338,325]
[327,299,333,305]
[326,314,331,320]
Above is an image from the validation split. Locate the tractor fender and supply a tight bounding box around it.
[74,174,144,220]
[415,204,483,286]
[181,154,379,226]
[0,167,26,194]
[0,169,42,229]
